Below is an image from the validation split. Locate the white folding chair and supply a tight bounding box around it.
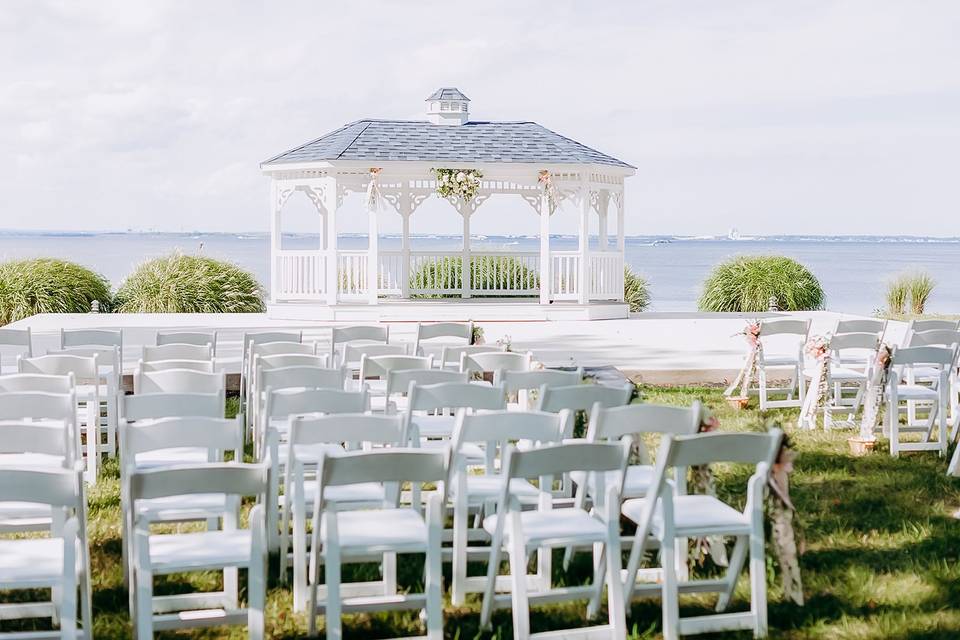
[460,350,533,377]
[479,441,630,638]
[284,413,407,611]
[801,332,879,425]
[307,449,447,640]
[621,430,782,640]
[329,324,389,367]
[0,390,78,472]
[123,391,225,421]
[129,463,268,639]
[240,331,303,427]
[414,321,473,359]
[61,328,122,364]
[50,345,122,459]
[142,343,212,363]
[383,369,468,415]
[884,345,957,457]
[156,330,218,356]
[0,327,33,374]
[18,354,102,483]
[536,382,635,438]
[904,319,960,345]
[448,409,567,605]
[499,367,584,411]
[133,367,225,398]
[834,318,887,338]
[251,365,346,432]
[340,342,408,376]
[0,466,92,640]
[358,354,433,403]
[437,344,502,371]
[905,330,960,431]
[404,381,506,448]
[756,318,810,410]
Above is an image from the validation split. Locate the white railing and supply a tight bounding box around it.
[337,250,369,299]
[377,251,404,296]
[408,251,463,296]
[274,251,326,299]
[588,251,624,300]
[551,252,581,300]
[469,252,539,296]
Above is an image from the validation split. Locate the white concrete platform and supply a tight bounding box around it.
[267,300,629,321]
[4,311,905,385]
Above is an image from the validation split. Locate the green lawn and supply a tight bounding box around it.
[4,387,960,638]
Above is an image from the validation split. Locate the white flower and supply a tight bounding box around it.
[456,172,466,182]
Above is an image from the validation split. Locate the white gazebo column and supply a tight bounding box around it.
[400,192,412,299]
[460,204,471,299]
[597,189,610,250]
[324,177,339,305]
[577,179,590,304]
[269,181,281,303]
[539,193,551,305]
[367,206,379,305]
[616,188,626,301]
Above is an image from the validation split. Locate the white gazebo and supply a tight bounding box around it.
[261,88,636,321]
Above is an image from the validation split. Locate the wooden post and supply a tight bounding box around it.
[325,177,339,305]
[578,179,590,304]
[539,193,551,305]
[461,204,471,299]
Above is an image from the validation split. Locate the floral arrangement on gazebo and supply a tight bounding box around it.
[432,168,482,202]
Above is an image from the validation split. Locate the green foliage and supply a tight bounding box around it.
[0,258,111,324]
[885,270,936,315]
[113,253,264,313]
[885,274,910,315]
[410,256,539,298]
[623,266,650,312]
[908,271,936,315]
[698,255,824,312]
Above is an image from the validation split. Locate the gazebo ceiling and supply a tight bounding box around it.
[261,88,635,170]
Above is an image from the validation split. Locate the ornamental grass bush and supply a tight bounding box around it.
[698,255,823,312]
[623,266,650,312]
[113,253,264,313]
[0,258,111,324]
[886,270,936,315]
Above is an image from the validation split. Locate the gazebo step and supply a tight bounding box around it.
[266,300,629,322]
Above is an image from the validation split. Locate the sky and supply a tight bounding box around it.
[1,0,959,237]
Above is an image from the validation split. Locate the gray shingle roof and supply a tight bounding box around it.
[262,120,634,169]
[426,87,470,101]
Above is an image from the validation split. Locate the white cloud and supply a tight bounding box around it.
[0,0,958,235]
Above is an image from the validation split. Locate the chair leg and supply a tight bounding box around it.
[451,497,468,605]
[660,538,679,640]
[509,535,531,639]
[587,541,604,619]
[716,535,747,612]
[605,530,627,638]
[135,569,154,640]
[248,559,265,640]
[479,544,502,629]
[383,551,397,595]
[292,501,307,611]
[758,367,768,411]
[749,526,768,638]
[425,518,443,639]
[323,542,342,640]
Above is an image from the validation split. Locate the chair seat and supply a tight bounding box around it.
[572,465,654,500]
[322,508,428,553]
[452,476,539,500]
[411,415,456,437]
[148,529,252,572]
[483,510,607,546]
[0,538,68,584]
[895,385,939,401]
[622,495,750,537]
[136,493,229,521]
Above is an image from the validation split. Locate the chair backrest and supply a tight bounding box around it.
[451,409,567,478]
[0,466,81,509]
[0,372,73,394]
[318,448,446,490]
[830,332,880,354]
[835,318,887,336]
[244,331,303,351]
[264,387,369,420]
[907,329,960,348]
[0,390,76,422]
[123,392,225,421]
[660,430,782,470]
[330,325,390,364]
[359,354,432,381]
[460,350,532,374]
[587,401,702,442]
[759,318,810,337]
[122,416,242,462]
[251,341,316,360]
[289,413,406,449]
[891,345,958,367]
[19,353,98,382]
[0,327,33,358]
[341,343,408,369]
[907,319,960,334]
[0,420,74,461]
[257,365,346,393]
[61,328,122,353]
[438,344,503,369]
[259,353,330,370]
[130,463,267,502]
[52,345,121,369]
[536,382,634,414]
[415,321,473,354]
[406,381,506,414]
[385,369,467,398]
[498,367,584,393]
[156,330,218,355]
[142,343,212,363]
[137,358,215,373]
[134,368,225,395]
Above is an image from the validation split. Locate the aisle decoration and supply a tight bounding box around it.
[538,169,560,213]
[432,168,482,202]
[471,324,485,345]
[724,321,762,405]
[851,343,893,454]
[799,334,832,430]
[365,167,384,212]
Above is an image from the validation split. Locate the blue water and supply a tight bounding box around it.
[0,232,957,314]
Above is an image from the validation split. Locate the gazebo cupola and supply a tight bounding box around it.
[425,87,470,126]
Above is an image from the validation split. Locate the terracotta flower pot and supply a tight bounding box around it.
[847,436,877,457]
[727,396,750,410]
